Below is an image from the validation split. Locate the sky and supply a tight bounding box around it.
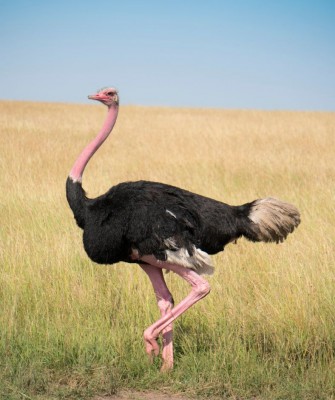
[1,0,334,110]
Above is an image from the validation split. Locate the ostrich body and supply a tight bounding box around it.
[66,87,300,370]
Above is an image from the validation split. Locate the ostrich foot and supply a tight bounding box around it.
[144,328,160,360]
[143,328,174,370]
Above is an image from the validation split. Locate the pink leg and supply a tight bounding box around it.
[140,255,211,370]
[139,264,174,371]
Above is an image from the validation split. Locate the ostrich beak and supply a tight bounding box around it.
[88,94,100,100]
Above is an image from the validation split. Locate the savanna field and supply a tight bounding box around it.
[0,100,334,400]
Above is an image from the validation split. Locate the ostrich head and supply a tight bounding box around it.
[88,87,119,107]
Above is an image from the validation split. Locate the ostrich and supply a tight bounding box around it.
[66,87,300,371]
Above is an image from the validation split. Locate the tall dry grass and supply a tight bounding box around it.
[0,100,334,399]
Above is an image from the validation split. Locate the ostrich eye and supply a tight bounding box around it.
[107,91,114,96]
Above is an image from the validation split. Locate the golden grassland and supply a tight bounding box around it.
[0,100,334,399]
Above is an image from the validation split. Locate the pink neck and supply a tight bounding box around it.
[69,105,119,183]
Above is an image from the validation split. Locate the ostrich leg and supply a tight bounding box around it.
[140,264,174,371]
[140,255,211,369]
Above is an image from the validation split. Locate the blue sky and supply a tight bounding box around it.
[1,1,334,110]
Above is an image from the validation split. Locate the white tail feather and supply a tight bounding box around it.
[249,197,300,243]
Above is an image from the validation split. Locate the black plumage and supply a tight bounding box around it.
[66,177,295,269]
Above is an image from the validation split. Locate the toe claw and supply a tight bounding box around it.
[144,329,160,360]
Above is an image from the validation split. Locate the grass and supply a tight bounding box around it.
[0,100,334,399]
